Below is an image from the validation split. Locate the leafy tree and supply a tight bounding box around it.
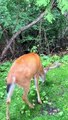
[0,0,68,60]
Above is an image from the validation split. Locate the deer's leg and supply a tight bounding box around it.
[6,78,15,120]
[6,84,12,120]
[34,75,42,104]
[22,81,34,108]
[6,103,10,120]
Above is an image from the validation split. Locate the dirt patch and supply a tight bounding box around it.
[40,103,60,115]
[46,104,60,115]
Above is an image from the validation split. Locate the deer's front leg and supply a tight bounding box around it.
[34,75,42,104]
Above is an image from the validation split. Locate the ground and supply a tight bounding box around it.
[0,54,68,120]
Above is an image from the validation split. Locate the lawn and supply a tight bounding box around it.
[0,55,68,120]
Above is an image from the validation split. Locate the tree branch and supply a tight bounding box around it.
[0,11,46,60]
[0,0,55,61]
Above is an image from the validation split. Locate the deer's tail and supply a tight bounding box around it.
[6,76,16,103]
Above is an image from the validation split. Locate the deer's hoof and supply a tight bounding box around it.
[29,104,34,109]
[38,100,42,104]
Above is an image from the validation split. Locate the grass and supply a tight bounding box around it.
[0,55,68,120]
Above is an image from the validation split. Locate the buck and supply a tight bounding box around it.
[6,52,60,120]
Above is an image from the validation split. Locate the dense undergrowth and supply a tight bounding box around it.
[0,54,68,120]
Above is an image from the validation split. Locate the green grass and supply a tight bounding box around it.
[0,55,68,120]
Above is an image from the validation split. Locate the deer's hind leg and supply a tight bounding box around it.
[22,79,34,108]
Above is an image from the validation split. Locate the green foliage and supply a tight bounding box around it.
[51,55,60,62]
[45,12,55,23]
[61,55,68,63]
[0,0,31,32]
[36,0,68,23]
[0,0,11,27]
[40,54,60,67]
[0,0,68,54]
[36,0,50,7]
[57,0,68,14]
[31,46,37,52]
[0,61,12,80]
[0,28,3,39]
[0,0,68,32]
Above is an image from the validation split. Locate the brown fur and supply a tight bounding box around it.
[6,53,45,108]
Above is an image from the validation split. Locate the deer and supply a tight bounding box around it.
[6,52,61,120]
